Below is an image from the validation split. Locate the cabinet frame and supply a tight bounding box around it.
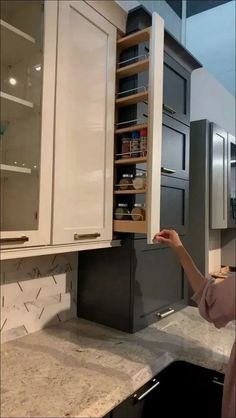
[0,1,57,249]
[227,133,236,228]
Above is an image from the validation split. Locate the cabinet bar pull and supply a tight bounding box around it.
[0,236,29,244]
[213,378,224,386]
[161,167,176,174]
[134,380,160,401]
[74,233,100,240]
[163,104,176,114]
[156,308,175,319]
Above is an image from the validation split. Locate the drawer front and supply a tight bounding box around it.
[163,53,190,126]
[132,241,184,332]
[161,176,189,235]
[162,115,189,180]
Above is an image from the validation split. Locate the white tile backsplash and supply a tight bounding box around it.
[0,253,78,343]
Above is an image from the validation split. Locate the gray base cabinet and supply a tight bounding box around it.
[78,237,184,333]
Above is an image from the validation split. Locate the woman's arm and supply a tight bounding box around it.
[154,229,207,293]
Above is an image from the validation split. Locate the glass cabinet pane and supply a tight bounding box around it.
[0,0,44,231]
[230,141,236,221]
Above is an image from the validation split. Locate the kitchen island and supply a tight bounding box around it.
[1,306,235,417]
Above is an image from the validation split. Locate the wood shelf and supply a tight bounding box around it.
[0,164,31,174]
[116,91,148,108]
[116,59,149,79]
[115,123,148,135]
[0,19,36,66]
[117,27,150,51]
[114,189,146,194]
[114,220,147,234]
[0,91,34,120]
[115,156,147,165]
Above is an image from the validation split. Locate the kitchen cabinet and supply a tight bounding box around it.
[110,361,224,418]
[227,133,236,228]
[53,0,116,245]
[78,236,185,333]
[163,53,190,126]
[210,123,228,229]
[162,115,190,180]
[161,176,189,235]
[0,0,57,249]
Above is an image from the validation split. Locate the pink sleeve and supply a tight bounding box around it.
[192,275,236,328]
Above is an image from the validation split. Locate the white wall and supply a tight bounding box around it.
[191,68,236,136]
[186,1,236,96]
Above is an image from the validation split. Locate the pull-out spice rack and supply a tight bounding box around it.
[113,14,164,242]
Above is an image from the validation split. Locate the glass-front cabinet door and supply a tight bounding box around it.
[0,1,57,248]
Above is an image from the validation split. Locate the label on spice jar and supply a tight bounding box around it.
[131,131,140,158]
[121,137,131,159]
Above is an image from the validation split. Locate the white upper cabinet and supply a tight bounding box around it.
[52,0,116,245]
[0,1,57,249]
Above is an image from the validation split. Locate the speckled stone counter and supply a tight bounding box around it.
[1,306,235,418]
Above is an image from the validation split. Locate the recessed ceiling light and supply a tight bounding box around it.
[9,77,17,85]
[35,65,41,72]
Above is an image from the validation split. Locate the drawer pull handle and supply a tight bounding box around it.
[134,380,160,401]
[161,167,176,174]
[156,308,175,319]
[213,378,224,386]
[0,236,29,244]
[74,233,100,240]
[163,104,176,114]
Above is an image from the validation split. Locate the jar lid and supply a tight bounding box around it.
[131,131,139,139]
[140,129,147,136]
[135,172,146,177]
[118,203,128,207]
[122,174,133,178]
[121,136,130,140]
[134,203,144,208]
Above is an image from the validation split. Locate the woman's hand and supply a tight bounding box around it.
[154,229,183,249]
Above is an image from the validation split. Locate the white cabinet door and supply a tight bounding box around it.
[0,1,57,249]
[53,1,116,245]
[210,123,228,229]
[147,13,164,244]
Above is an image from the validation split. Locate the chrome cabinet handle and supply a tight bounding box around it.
[133,379,160,402]
[0,236,29,244]
[213,378,224,386]
[156,308,175,319]
[74,233,100,240]
[163,104,176,114]
[161,167,176,174]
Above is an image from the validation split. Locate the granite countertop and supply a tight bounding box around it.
[1,306,235,418]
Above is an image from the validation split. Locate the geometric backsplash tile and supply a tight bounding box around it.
[0,252,78,344]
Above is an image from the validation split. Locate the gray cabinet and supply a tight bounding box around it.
[210,123,228,229]
[163,53,190,126]
[162,115,189,180]
[161,176,189,235]
[227,134,236,228]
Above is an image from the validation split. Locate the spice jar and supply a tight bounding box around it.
[131,131,140,158]
[140,128,147,157]
[118,174,134,190]
[115,203,130,220]
[121,136,131,159]
[133,172,146,190]
[131,203,146,221]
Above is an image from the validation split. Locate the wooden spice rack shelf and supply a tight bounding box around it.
[117,27,150,51]
[114,220,147,234]
[115,124,148,134]
[115,156,147,165]
[116,91,148,108]
[114,189,146,195]
[116,58,149,79]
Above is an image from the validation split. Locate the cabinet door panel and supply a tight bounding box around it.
[53,1,116,244]
[210,123,228,229]
[161,176,189,235]
[162,115,189,180]
[0,1,57,249]
[163,53,190,126]
[132,241,184,332]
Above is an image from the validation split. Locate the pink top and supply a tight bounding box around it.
[193,275,236,418]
